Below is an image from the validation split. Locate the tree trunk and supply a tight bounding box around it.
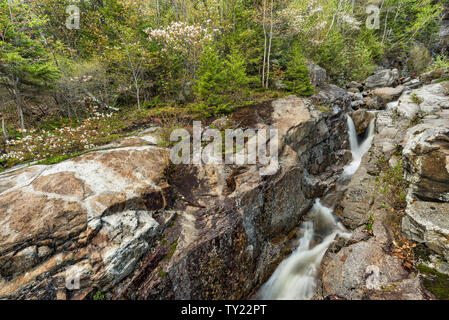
[134,76,141,110]
[262,0,267,87]
[266,0,273,89]
[13,77,25,130]
[2,118,8,141]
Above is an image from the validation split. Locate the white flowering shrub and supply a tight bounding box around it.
[145,21,214,54]
[144,21,219,100]
[0,107,114,164]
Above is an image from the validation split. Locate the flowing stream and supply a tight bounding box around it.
[259,116,376,300]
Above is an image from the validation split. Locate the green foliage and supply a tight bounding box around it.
[365,214,374,233]
[37,153,81,165]
[417,264,449,300]
[380,0,443,54]
[195,45,251,110]
[283,45,314,96]
[93,291,105,300]
[0,1,59,86]
[2,0,449,167]
[376,156,407,210]
[410,93,424,105]
[158,268,168,278]
[163,239,179,261]
[408,43,432,75]
[308,30,381,84]
[428,54,449,71]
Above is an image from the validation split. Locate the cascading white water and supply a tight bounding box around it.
[259,114,376,300]
[343,116,376,177]
[259,200,350,300]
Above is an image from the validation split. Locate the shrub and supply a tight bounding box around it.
[428,54,449,71]
[93,291,105,300]
[0,106,115,167]
[195,46,251,108]
[284,44,314,96]
[408,43,432,75]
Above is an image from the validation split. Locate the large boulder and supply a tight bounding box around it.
[310,84,351,111]
[334,166,377,229]
[395,82,449,119]
[403,115,449,202]
[401,109,449,262]
[365,69,400,89]
[420,68,449,85]
[0,139,172,299]
[402,200,449,262]
[363,95,385,110]
[320,235,425,300]
[372,86,405,104]
[350,109,375,135]
[307,63,327,87]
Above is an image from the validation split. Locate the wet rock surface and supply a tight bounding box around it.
[350,109,375,135]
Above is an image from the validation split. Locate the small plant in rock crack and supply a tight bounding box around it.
[408,112,425,127]
[391,235,416,271]
[376,156,408,210]
[365,214,374,234]
[410,93,423,105]
[93,290,105,300]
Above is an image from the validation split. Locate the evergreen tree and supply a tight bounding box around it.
[0,1,59,129]
[194,45,225,106]
[195,46,250,109]
[284,44,314,97]
[222,48,250,94]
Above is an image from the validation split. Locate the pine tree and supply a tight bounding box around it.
[0,1,59,130]
[195,46,250,109]
[222,48,250,93]
[284,44,314,97]
[195,45,225,106]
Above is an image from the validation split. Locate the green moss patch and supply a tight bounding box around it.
[417,264,449,300]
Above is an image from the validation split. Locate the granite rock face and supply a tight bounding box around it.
[122,96,353,300]
[396,82,449,119]
[0,138,173,299]
[365,69,400,89]
[403,116,449,202]
[401,108,449,261]
[372,86,405,104]
[0,94,353,300]
[319,82,449,300]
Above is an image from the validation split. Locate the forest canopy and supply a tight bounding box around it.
[0,0,447,167]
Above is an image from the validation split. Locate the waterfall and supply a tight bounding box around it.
[343,116,376,177]
[259,115,375,300]
[259,200,350,300]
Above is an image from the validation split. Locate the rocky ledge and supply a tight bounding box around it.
[317,80,449,300]
[0,89,353,300]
